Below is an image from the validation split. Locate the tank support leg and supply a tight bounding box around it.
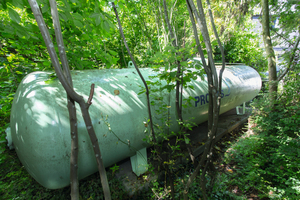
[236,102,246,115]
[130,147,148,176]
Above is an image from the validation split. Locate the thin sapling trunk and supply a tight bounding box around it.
[28,1,111,199]
[112,2,157,145]
[48,1,79,199]
[184,0,225,199]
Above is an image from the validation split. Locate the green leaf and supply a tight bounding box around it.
[188,85,194,89]
[9,8,20,24]
[112,57,119,64]
[184,137,189,144]
[16,30,30,39]
[74,19,83,28]
[59,12,68,22]
[95,17,101,26]
[41,3,49,13]
[1,1,7,9]
[118,2,124,9]
[82,34,90,40]
[72,13,83,21]
[62,0,71,12]
[90,13,99,18]
[105,62,112,68]
[12,0,25,8]
[103,21,110,33]
[108,50,118,56]
[65,12,73,22]
[90,13,103,26]
[2,25,15,34]
[45,73,57,84]
[15,71,23,75]
[43,61,51,66]
[137,90,146,95]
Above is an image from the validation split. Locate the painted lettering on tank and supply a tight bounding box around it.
[224,79,231,97]
[194,82,230,107]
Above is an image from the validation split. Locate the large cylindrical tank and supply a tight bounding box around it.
[8,63,261,189]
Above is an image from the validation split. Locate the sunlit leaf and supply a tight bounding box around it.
[184,137,190,144]
[44,73,57,84]
[108,50,118,56]
[43,61,51,66]
[118,2,124,9]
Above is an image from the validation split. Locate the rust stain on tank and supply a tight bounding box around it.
[114,90,120,95]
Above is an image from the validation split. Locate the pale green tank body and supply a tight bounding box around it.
[7,62,261,189]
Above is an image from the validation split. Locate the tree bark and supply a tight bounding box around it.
[261,0,277,102]
[28,1,111,199]
[120,39,127,68]
[151,0,163,52]
[184,0,225,199]
[157,0,169,46]
[162,1,183,196]
[48,1,79,199]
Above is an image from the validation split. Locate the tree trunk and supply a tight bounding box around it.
[261,0,277,102]
[157,0,169,46]
[48,1,79,199]
[112,2,157,145]
[184,0,225,199]
[28,1,111,199]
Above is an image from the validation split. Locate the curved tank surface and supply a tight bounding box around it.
[8,63,261,189]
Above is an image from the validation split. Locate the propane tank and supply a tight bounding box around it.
[7,60,261,189]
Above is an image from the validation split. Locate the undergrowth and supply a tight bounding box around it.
[222,129,300,199]
[218,65,300,199]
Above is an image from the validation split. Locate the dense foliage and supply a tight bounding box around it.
[220,61,300,199]
[214,29,267,70]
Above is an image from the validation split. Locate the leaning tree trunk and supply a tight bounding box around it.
[28,1,111,199]
[48,0,79,199]
[261,0,277,103]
